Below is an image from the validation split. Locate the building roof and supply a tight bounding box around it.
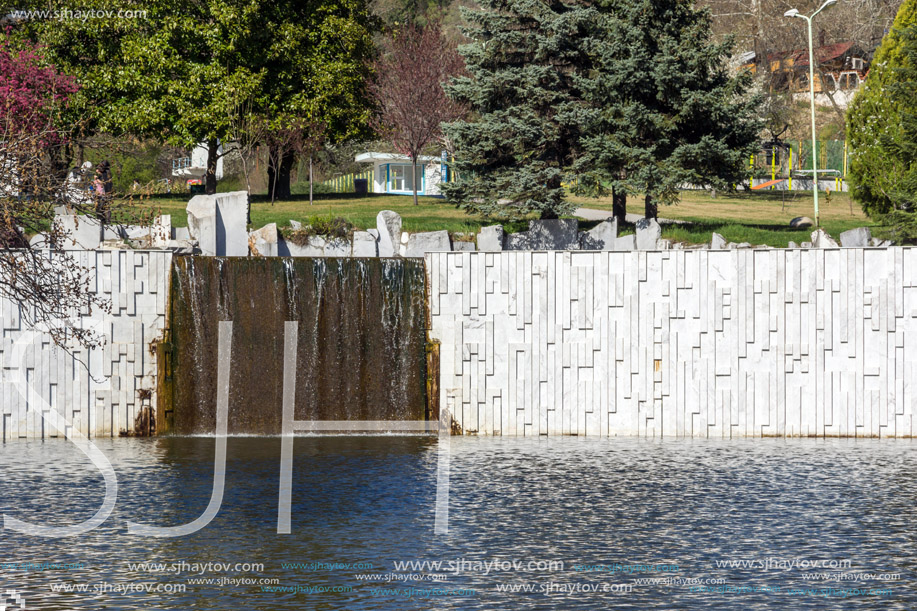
[355,152,439,164]
[793,41,856,67]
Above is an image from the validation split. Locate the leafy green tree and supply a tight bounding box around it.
[17,0,375,196]
[846,0,917,218]
[573,0,761,220]
[441,0,599,220]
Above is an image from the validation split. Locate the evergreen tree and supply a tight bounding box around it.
[846,0,917,218]
[573,0,761,220]
[441,0,600,220]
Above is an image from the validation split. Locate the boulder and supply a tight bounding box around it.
[505,219,579,250]
[99,239,128,250]
[578,218,618,250]
[55,215,102,250]
[800,241,813,248]
[710,233,727,250]
[280,235,325,257]
[289,220,302,231]
[788,241,797,249]
[376,210,402,257]
[324,238,351,257]
[839,227,872,248]
[811,228,839,248]
[477,225,505,251]
[656,239,673,250]
[790,216,814,229]
[249,223,278,257]
[870,238,893,248]
[187,191,249,256]
[352,231,379,257]
[635,218,661,250]
[406,230,452,257]
[453,241,476,252]
[727,242,752,249]
[614,234,636,251]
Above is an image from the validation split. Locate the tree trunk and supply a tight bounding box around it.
[309,156,313,206]
[205,139,219,195]
[412,158,419,206]
[267,145,295,202]
[612,187,627,224]
[644,194,657,220]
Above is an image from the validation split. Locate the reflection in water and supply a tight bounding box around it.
[1,437,916,610]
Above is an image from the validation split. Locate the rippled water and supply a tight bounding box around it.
[1,437,916,610]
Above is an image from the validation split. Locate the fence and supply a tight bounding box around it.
[321,170,374,194]
[751,140,848,191]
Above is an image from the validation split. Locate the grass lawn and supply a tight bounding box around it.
[130,188,881,248]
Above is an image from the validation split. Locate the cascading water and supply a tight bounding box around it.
[163,257,428,435]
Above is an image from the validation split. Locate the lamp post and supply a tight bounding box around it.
[785,0,837,227]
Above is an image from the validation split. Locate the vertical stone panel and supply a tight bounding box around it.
[427,248,917,437]
[0,250,171,439]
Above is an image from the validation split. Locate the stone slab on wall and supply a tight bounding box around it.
[0,250,171,439]
[427,248,917,438]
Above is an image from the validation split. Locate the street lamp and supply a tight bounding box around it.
[785,0,837,226]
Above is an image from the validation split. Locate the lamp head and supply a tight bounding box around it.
[784,8,800,17]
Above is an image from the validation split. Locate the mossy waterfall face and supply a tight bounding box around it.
[164,257,428,434]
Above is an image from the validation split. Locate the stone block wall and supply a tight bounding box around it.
[427,248,917,437]
[0,250,171,439]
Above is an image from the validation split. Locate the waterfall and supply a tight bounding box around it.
[164,257,428,435]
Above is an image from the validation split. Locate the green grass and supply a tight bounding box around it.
[127,188,881,248]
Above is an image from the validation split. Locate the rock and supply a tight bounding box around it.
[672,242,684,250]
[579,218,618,250]
[352,231,378,257]
[614,234,636,251]
[477,225,505,251]
[166,239,197,255]
[401,231,410,245]
[280,235,325,257]
[870,238,893,247]
[656,239,672,250]
[289,220,302,231]
[406,230,452,257]
[710,233,727,250]
[324,238,351,257]
[376,210,402,257]
[811,228,839,248]
[29,232,49,248]
[249,223,278,257]
[187,191,249,256]
[505,219,579,250]
[55,215,102,250]
[840,227,872,248]
[727,242,752,249]
[788,241,797,249]
[790,216,814,229]
[800,241,813,248]
[453,241,476,252]
[635,218,662,250]
[99,239,128,250]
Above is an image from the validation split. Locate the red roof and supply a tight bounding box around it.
[789,41,855,67]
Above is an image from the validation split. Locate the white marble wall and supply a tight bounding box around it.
[0,250,171,439]
[427,248,917,437]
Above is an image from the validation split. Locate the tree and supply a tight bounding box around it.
[0,36,111,349]
[18,0,376,197]
[847,0,917,218]
[442,0,599,220]
[369,22,467,206]
[574,0,762,220]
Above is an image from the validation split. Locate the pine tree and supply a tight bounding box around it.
[441,0,601,220]
[846,0,917,218]
[573,0,762,220]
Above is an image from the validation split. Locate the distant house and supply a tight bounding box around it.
[740,41,870,103]
[355,152,446,196]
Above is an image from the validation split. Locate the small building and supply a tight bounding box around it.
[355,152,446,196]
